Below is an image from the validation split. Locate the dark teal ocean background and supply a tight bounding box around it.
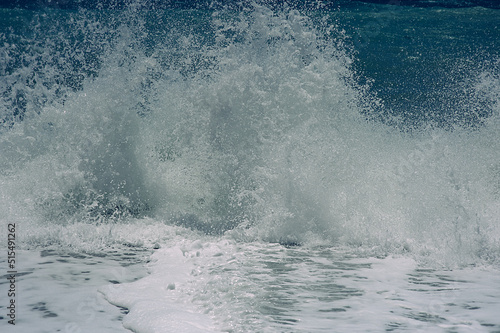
[1,0,498,131]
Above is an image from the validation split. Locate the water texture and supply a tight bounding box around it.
[0,0,499,331]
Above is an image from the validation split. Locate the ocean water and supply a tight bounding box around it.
[1,0,499,332]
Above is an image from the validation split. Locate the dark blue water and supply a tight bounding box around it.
[2,1,498,130]
[2,0,500,9]
[334,3,499,128]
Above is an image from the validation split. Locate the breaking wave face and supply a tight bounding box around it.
[0,1,499,266]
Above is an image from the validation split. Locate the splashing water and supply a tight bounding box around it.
[0,1,499,267]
